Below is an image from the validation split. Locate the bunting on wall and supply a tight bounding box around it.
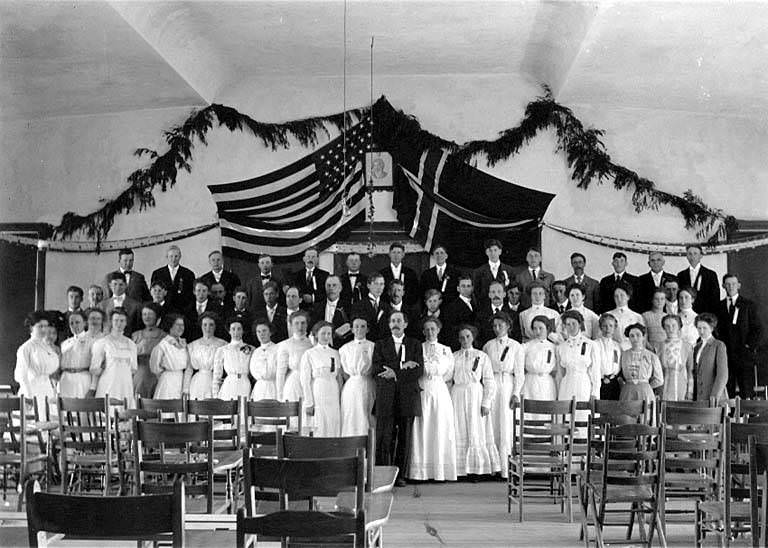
[52,86,734,248]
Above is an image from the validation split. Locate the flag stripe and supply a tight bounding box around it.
[214,170,320,210]
[217,184,319,218]
[424,150,448,250]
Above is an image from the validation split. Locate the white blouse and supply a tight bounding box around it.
[250,342,278,381]
[339,339,374,378]
[149,336,190,376]
[452,348,496,408]
[482,337,525,395]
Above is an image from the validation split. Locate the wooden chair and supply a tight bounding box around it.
[114,408,161,495]
[696,421,768,546]
[244,399,302,456]
[278,427,398,494]
[133,419,214,513]
[736,397,768,424]
[508,397,576,522]
[585,423,667,548]
[187,398,243,513]
[137,395,188,422]
[25,477,185,547]
[57,395,122,495]
[659,402,726,534]
[749,436,768,547]
[238,453,366,548]
[0,396,48,510]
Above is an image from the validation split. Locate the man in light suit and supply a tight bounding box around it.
[677,244,720,314]
[372,310,424,485]
[380,243,420,307]
[104,248,150,303]
[310,276,353,349]
[101,272,141,335]
[564,252,600,312]
[199,250,241,303]
[339,252,367,309]
[150,245,196,311]
[419,244,462,304]
[515,248,555,309]
[598,252,639,313]
[716,273,762,398]
[472,238,515,310]
[635,252,677,313]
[246,253,282,312]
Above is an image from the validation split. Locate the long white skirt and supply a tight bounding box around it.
[490,372,515,478]
[218,375,251,400]
[522,372,557,400]
[409,377,457,481]
[154,370,183,399]
[311,377,340,437]
[451,382,500,475]
[188,370,213,400]
[340,375,375,437]
[282,370,302,402]
[59,372,91,399]
[251,379,277,401]
[96,364,135,406]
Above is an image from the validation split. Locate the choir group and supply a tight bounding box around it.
[13,238,762,486]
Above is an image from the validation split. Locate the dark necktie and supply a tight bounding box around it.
[306,271,312,285]
[728,298,734,317]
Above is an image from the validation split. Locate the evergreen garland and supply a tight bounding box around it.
[53,89,733,245]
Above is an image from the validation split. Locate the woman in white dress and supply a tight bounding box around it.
[213,318,253,400]
[90,308,138,406]
[658,314,694,401]
[59,311,92,398]
[482,311,524,478]
[150,314,190,399]
[409,317,457,481]
[339,317,375,436]
[15,311,59,416]
[131,304,165,398]
[557,310,600,404]
[567,284,599,339]
[641,290,668,353]
[300,321,342,437]
[522,315,558,400]
[677,287,699,347]
[452,324,499,476]
[249,319,278,401]
[184,313,226,399]
[276,311,312,402]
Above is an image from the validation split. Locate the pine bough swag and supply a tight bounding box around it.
[53,86,733,244]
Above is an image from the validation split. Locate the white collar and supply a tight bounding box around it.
[266,302,277,310]
[391,301,402,310]
[488,260,500,269]
[459,295,472,306]
[728,293,740,303]
[113,294,125,302]
[689,263,701,273]
[392,334,405,344]
[326,298,340,306]
[390,263,402,274]
[197,299,208,308]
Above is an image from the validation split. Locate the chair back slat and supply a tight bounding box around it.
[25,479,184,548]
[247,454,363,499]
[245,399,302,451]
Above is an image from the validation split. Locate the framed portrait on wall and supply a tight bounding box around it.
[365,151,393,189]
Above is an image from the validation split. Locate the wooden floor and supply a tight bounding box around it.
[0,480,751,547]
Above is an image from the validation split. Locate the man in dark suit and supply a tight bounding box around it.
[382,279,418,332]
[472,238,515,310]
[564,252,600,312]
[635,252,677,313]
[598,252,639,313]
[514,248,555,309]
[677,244,720,314]
[253,282,291,342]
[717,273,762,398]
[246,253,282,312]
[60,285,85,340]
[380,242,420,307]
[419,244,461,304]
[148,280,178,326]
[104,248,151,303]
[199,250,241,303]
[150,245,196,311]
[550,280,571,314]
[351,273,388,341]
[339,252,367,309]
[477,280,520,345]
[294,247,330,309]
[183,279,225,342]
[311,276,353,348]
[226,287,254,343]
[101,272,141,335]
[443,275,477,350]
[372,310,424,485]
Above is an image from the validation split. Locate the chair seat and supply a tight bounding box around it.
[335,491,393,531]
[665,472,714,487]
[371,466,398,493]
[213,450,242,472]
[592,485,654,503]
[698,500,751,520]
[69,453,116,465]
[0,453,47,465]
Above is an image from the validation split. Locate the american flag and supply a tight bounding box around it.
[207,116,371,258]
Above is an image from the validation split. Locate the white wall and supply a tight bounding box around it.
[3,73,765,308]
